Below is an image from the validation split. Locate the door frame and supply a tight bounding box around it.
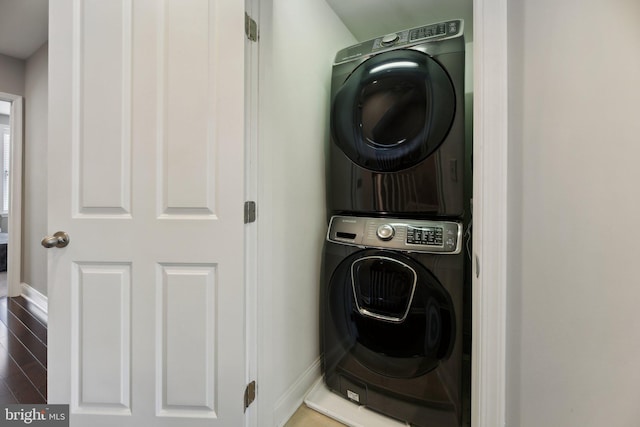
[244,0,260,426]
[471,0,508,425]
[244,0,510,425]
[0,92,23,299]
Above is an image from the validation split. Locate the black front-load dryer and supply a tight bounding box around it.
[328,20,466,219]
[321,215,465,427]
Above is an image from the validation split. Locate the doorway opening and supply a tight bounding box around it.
[0,93,45,405]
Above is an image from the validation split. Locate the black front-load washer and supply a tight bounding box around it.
[321,215,465,427]
[328,20,466,219]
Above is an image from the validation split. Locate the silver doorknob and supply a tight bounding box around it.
[41,231,70,249]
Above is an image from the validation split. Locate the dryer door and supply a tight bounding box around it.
[327,250,455,379]
[331,49,456,172]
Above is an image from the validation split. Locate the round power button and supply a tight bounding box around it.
[381,33,399,46]
[377,224,395,241]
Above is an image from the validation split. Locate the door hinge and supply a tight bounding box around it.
[244,201,256,224]
[244,380,256,411]
[245,13,258,42]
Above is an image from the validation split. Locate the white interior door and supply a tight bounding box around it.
[47,1,246,426]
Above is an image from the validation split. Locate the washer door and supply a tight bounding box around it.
[331,49,456,172]
[328,250,455,379]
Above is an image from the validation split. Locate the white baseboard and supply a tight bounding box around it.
[20,282,48,315]
[275,357,322,427]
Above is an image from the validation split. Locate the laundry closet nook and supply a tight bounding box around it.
[255,1,473,426]
[257,0,640,427]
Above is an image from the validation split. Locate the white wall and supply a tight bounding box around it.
[23,42,48,296]
[256,0,356,425]
[0,47,47,297]
[0,53,25,96]
[507,0,640,426]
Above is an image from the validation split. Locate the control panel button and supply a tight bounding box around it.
[376,224,395,241]
[381,33,399,46]
[446,237,455,249]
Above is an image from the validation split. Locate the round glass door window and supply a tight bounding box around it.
[328,250,455,378]
[331,50,455,172]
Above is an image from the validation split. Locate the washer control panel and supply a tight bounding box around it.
[334,19,463,64]
[327,215,462,254]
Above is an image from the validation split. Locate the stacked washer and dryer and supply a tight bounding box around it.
[321,20,470,427]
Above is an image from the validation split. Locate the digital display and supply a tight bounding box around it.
[410,24,446,42]
[406,226,443,246]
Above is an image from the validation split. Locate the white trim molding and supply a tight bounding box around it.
[21,282,49,314]
[472,0,508,426]
[0,92,24,299]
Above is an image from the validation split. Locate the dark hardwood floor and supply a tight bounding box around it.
[0,296,47,403]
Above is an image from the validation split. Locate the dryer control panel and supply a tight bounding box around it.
[334,19,464,64]
[327,215,463,254]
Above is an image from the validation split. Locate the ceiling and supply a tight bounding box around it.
[325,0,472,42]
[0,0,48,60]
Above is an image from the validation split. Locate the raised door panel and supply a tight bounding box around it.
[157,264,218,417]
[74,0,132,216]
[72,263,131,414]
[159,0,217,217]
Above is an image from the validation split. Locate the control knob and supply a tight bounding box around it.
[381,33,399,46]
[376,224,395,241]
